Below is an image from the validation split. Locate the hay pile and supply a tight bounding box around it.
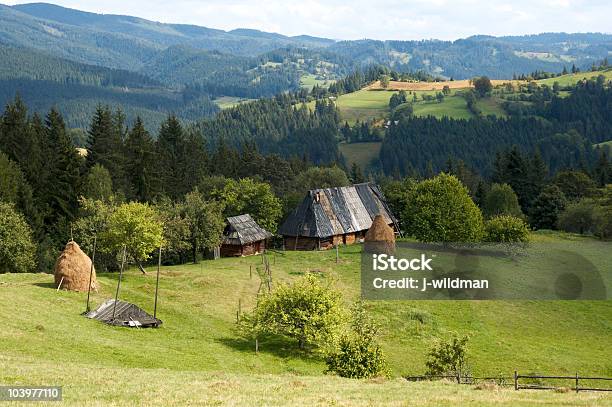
[364,215,396,254]
[53,241,97,292]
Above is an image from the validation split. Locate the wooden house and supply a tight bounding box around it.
[278,183,398,250]
[220,214,272,257]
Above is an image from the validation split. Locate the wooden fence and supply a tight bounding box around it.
[514,371,612,393]
[405,372,612,392]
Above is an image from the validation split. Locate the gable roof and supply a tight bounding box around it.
[223,214,272,245]
[278,183,397,238]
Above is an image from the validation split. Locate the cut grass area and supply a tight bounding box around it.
[335,89,478,123]
[413,95,473,120]
[339,141,382,169]
[335,89,393,123]
[475,97,508,117]
[0,232,610,405]
[536,69,612,87]
[300,74,334,90]
[214,96,255,109]
[1,357,611,406]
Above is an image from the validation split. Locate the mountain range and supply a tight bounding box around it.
[0,2,610,130]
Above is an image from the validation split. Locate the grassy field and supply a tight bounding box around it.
[339,141,382,169]
[334,89,480,123]
[300,74,334,90]
[1,232,610,405]
[536,69,612,87]
[413,95,473,120]
[214,96,255,109]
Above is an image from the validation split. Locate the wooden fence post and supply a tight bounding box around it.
[576,372,579,393]
[514,371,518,390]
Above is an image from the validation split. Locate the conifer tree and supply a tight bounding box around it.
[125,117,159,202]
[156,115,187,199]
[45,108,81,226]
[87,105,126,194]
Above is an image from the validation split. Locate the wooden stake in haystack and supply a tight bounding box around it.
[54,241,97,292]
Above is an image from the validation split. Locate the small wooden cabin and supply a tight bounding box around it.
[278,183,398,250]
[220,214,272,257]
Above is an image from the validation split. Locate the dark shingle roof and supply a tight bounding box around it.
[278,183,397,238]
[223,214,272,245]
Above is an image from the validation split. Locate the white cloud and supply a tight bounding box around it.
[3,0,610,40]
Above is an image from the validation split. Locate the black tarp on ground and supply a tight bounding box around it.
[85,299,162,328]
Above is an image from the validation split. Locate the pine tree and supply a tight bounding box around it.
[0,95,29,167]
[87,105,126,194]
[44,108,81,228]
[156,115,187,199]
[125,117,159,202]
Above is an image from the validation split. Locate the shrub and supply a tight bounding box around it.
[326,302,388,379]
[0,202,36,273]
[247,274,344,350]
[557,199,597,234]
[484,215,530,243]
[482,183,522,218]
[403,173,484,243]
[326,335,388,379]
[425,335,470,378]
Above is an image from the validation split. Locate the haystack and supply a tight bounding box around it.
[364,215,396,254]
[54,241,97,292]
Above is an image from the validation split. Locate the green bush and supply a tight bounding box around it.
[425,335,470,378]
[326,335,388,379]
[484,215,530,243]
[482,183,522,218]
[326,302,388,379]
[557,199,597,235]
[0,202,36,273]
[403,173,484,243]
[246,274,344,350]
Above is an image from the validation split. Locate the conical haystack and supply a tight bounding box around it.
[54,241,97,292]
[364,215,396,254]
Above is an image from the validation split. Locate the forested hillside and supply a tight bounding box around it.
[379,76,612,177]
[0,3,610,132]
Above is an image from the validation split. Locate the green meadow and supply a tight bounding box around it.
[0,232,610,405]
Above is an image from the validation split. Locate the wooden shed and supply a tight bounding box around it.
[278,183,399,250]
[220,214,272,257]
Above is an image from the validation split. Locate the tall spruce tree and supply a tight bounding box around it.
[87,105,126,194]
[156,115,187,199]
[45,108,81,228]
[125,117,159,202]
[0,95,29,167]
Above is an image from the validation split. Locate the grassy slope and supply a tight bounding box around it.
[300,74,334,90]
[339,141,382,169]
[214,96,255,109]
[1,233,610,405]
[536,69,612,87]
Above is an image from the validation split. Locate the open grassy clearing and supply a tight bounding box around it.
[213,96,255,109]
[536,69,612,87]
[1,232,609,405]
[413,95,473,120]
[300,73,334,90]
[339,141,382,169]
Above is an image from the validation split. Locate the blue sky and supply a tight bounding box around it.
[5,0,611,40]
